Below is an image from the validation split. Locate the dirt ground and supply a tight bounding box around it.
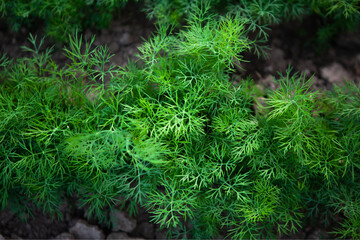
[0,2,359,239]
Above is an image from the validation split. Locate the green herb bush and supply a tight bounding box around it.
[2,0,359,47]
[145,0,360,53]
[0,0,129,41]
[145,0,360,26]
[1,5,360,239]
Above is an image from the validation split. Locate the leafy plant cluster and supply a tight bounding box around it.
[0,0,129,41]
[1,5,360,240]
[1,0,359,46]
[144,0,360,51]
[145,0,360,25]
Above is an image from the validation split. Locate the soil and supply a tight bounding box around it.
[0,1,359,239]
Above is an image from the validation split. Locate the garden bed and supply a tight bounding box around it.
[0,1,359,239]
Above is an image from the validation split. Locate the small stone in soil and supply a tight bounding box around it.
[265,48,287,74]
[320,62,353,85]
[110,209,137,233]
[306,228,328,240]
[69,219,105,239]
[118,32,133,46]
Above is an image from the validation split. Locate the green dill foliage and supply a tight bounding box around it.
[309,0,360,50]
[0,35,72,216]
[324,81,360,239]
[145,0,359,27]
[144,0,360,55]
[143,0,305,56]
[0,0,129,41]
[310,0,360,18]
[1,5,360,240]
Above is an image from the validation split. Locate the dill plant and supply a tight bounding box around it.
[144,0,360,54]
[0,0,129,41]
[1,0,359,46]
[0,4,360,240]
